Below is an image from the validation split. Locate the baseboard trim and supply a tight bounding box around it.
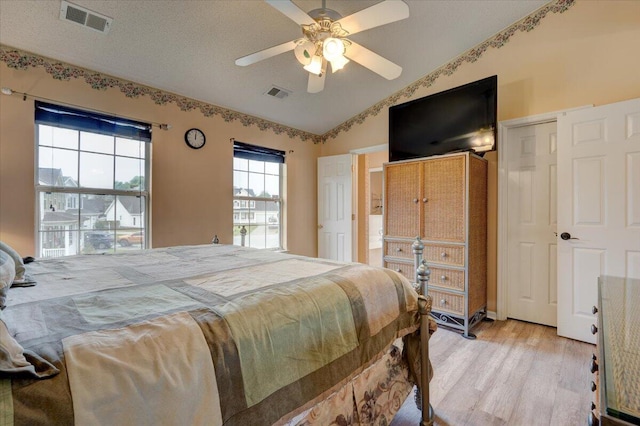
[486,310,497,321]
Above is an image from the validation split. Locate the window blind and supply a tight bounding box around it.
[233,141,285,164]
[35,101,152,142]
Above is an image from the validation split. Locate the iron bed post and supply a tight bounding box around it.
[413,237,434,426]
[412,236,424,286]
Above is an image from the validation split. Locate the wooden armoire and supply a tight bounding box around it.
[383,152,487,338]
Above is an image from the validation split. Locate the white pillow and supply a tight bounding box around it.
[0,250,16,309]
[0,241,26,281]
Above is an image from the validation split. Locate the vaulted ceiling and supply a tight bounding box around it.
[0,0,549,135]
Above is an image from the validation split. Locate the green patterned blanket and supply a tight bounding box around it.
[1,244,419,425]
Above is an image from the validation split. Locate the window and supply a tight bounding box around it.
[35,101,151,257]
[233,141,285,249]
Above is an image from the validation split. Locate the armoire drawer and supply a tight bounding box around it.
[429,267,465,291]
[384,240,414,260]
[429,289,464,315]
[424,244,465,267]
[384,260,414,282]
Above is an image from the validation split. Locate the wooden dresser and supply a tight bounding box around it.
[590,276,640,426]
[383,152,487,338]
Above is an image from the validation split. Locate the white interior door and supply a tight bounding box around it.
[557,97,640,343]
[506,121,558,326]
[318,154,352,261]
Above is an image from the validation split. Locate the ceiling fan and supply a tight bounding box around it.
[235,0,409,93]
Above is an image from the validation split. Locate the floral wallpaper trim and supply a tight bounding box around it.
[0,0,573,145]
[0,45,323,144]
[320,0,576,142]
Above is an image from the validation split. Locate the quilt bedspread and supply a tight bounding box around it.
[1,244,420,425]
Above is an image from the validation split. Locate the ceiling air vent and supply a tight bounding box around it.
[60,1,113,34]
[264,86,291,100]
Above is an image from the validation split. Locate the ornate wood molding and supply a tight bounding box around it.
[0,0,574,145]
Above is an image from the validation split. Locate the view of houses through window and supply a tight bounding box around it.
[233,154,282,249]
[36,104,150,258]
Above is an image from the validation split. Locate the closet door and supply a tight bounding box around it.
[557,97,640,343]
[422,155,466,242]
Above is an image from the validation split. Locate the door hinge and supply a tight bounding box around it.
[352,214,355,220]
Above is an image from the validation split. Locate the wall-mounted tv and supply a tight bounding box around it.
[389,75,497,162]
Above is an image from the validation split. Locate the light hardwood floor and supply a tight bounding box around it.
[391,319,594,426]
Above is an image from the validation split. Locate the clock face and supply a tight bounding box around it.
[185,128,206,149]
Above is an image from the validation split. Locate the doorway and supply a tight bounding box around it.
[317,154,353,261]
[498,99,640,343]
[368,167,383,267]
[497,108,585,325]
[354,148,388,266]
[502,119,558,327]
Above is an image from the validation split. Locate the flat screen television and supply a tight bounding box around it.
[389,75,497,162]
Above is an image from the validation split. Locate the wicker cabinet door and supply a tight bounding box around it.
[422,155,466,242]
[384,162,421,238]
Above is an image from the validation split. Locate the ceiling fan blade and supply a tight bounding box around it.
[336,0,409,36]
[235,40,297,66]
[265,0,315,26]
[307,71,326,93]
[344,41,402,80]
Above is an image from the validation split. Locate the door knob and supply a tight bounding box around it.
[560,232,579,240]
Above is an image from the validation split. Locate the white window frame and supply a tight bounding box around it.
[35,117,151,258]
[232,160,284,250]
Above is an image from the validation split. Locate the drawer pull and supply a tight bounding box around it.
[396,268,402,273]
[588,411,599,426]
[441,275,447,281]
[590,359,598,374]
[591,324,598,335]
[591,381,596,392]
[396,247,402,252]
[422,198,428,203]
[413,198,419,203]
[440,299,447,306]
[441,252,447,258]
[592,306,598,315]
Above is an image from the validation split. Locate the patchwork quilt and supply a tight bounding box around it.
[0,244,420,425]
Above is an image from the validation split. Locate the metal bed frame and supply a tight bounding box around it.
[412,236,434,426]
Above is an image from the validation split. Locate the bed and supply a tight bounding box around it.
[0,243,433,425]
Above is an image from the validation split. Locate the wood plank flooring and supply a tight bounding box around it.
[390,319,594,426]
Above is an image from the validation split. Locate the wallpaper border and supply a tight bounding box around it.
[0,0,574,145]
[321,0,575,141]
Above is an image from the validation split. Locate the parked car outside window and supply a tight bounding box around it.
[84,232,113,249]
[118,231,144,247]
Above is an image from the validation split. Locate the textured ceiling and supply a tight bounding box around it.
[0,0,548,135]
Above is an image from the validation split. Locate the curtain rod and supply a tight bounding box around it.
[1,86,171,130]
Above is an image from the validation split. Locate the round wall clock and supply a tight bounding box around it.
[184,128,206,149]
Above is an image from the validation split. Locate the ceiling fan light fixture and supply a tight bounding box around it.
[329,55,349,73]
[236,0,411,93]
[322,37,345,61]
[294,40,315,66]
[303,54,323,75]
